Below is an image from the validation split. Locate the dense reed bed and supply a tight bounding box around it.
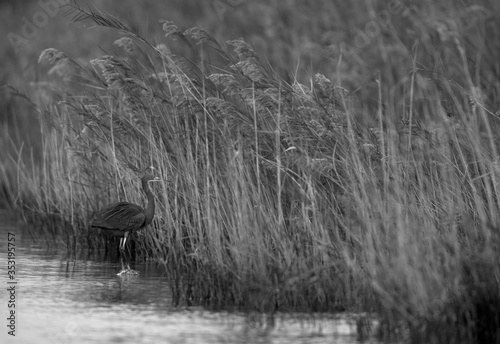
[2,1,500,342]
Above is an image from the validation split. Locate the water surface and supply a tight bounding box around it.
[0,210,379,344]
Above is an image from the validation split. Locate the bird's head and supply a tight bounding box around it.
[140,173,161,194]
[141,166,162,184]
[141,174,157,182]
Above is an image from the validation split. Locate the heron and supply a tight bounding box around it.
[91,173,160,275]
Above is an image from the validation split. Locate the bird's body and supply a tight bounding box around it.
[91,173,158,274]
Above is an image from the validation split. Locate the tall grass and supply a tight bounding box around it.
[2,1,500,342]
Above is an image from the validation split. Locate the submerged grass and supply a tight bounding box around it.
[2,1,500,342]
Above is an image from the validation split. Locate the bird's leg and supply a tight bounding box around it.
[117,234,128,275]
[116,231,139,276]
[121,232,129,251]
[117,242,126,276]
[117,256,128,276]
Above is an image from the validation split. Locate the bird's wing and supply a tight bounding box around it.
[91,202,146,231]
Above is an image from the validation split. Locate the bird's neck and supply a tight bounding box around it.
[142,180,155,226]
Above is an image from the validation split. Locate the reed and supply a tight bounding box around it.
[1,1,499,341]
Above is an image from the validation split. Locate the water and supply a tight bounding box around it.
[0,210,380,344]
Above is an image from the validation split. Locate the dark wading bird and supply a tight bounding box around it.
[91,173,160,275]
